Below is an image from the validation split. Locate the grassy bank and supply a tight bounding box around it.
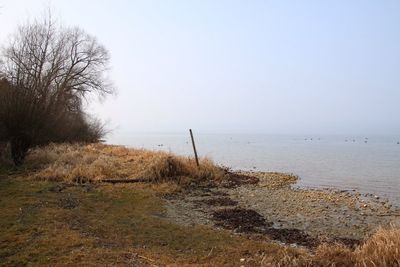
[0,143,399,266]
[23,143,225,185]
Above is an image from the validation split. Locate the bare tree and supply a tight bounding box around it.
[0,14,114,165]
[2,15,113,96]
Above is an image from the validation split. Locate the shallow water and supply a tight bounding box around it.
[107,133,400,206]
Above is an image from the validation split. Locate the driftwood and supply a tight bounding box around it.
[100,178,151,184]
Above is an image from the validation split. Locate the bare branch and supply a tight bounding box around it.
[0,12,113,165]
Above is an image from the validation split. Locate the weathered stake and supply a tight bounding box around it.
[189,129,199,167]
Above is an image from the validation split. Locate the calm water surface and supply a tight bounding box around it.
[107,133,400,206]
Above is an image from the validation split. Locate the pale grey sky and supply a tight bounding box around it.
[1,0,400,135]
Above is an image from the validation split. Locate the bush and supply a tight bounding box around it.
[0,78,107,165]
[0,13,113,165]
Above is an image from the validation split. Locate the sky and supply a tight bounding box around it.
[0,0,400,135]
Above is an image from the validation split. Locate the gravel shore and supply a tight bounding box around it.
[164,171,400,247]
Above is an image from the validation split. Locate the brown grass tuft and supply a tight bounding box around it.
[262,227,400,266]
[355,226,400,266]
[24,143,225,184]
[313,243,356,266]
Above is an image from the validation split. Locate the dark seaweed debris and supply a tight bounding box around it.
[221,171,259,188]
[212,208,320,248]
[200,197,238,207]
[212,208,272,232]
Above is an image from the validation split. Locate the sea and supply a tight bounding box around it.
[107,133,400,206]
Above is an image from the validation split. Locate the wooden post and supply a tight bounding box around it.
[189,129,199,167]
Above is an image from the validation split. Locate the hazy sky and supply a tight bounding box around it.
[1,1,400,135]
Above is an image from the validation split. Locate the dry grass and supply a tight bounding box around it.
[3,143,400,266]
[24,143,225,184]
[260,227,400,266]
[355,226,400,266]
[2,175,399,266]
[0,177,287,266]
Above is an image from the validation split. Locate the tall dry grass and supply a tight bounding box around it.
[24,143,225,184]
[356,226,400,266]
[261,226,400,267]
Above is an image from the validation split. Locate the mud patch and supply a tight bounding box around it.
[212,208,271,232]
[200,197,238,207]
[263,228,318,248]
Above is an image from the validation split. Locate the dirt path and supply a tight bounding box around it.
[164,171,400,248]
